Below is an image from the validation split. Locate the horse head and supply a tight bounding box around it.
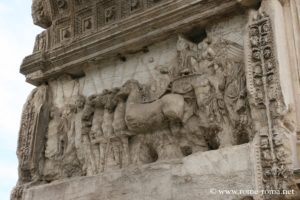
[116,80,142,103]
[88,87,120,111]
[100,88,120,112]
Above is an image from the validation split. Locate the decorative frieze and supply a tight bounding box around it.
[75,8,94,35]
[246,8,299,199]
[23,0,252,85]
[34,0,164,51]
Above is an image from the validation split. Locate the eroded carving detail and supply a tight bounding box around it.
[33,0,163,50]
[14,1,300,200]
[14,24,262,200]
[246,11,298,199]
[33,31,48,52]
[12,85,50,200]
[75,8,94,35]
[173,36,253,147]
[17,85,50,182]
[32,0,52,28]
[17,33,255,183]
[43,95,86,181]
[59,35,253,174]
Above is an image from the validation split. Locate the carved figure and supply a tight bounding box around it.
[46,107,60,154]
[173,35,253,148]
[81,98,98,175]
[112,93,132,168]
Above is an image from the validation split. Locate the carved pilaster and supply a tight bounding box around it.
[245,0,300,199]
[13,85,51,200]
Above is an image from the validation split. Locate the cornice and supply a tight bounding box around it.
[24,0,258,85]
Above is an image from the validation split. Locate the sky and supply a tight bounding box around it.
[0,0,42,199]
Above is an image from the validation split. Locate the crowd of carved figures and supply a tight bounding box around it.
[75,35,255,176]
[246,12,297,198]
[15,34,257,186]
[12,2,300,200]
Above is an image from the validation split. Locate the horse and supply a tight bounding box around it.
[116,80,185,133]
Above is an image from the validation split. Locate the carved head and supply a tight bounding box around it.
[61,104,76,118]
[202,37,212,49]
[276,146,287,162]
[272,126,287,147]
[194,78,214,106]
[177,36,190,51]
[92,88,120,112]
[74,95,86,110]
[89,130,98,144]
[32,0,52,28]
[263,47,272,59]
[57,0,67,9]
[250,36,259,47]
[262,22,270,33]
[94,94,106,108]
[207,63,217,75]
[265,61,274,72]
[111,87,120,94]
[131,0,139,9]
[260,137,269,149]
[254,65,262,76]
[252,49,260,61]
[117,80,141,97]
[50,106,60,119]
[264,168,272,177]
[250,26,259,36]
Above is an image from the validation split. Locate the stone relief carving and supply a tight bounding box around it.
[14,3,300,200]
[32,0,164,52]
[39,34,253,179]
[33,31,48,52]
[17,85,50,182]
[14,1,300,200]
[43,94,86,181]
[12,85,51,200]
[17,6,300,199]
[56,0,67,10]
[10,186,23,200]
[14,33,255,189]
[172,36,253,148]
[32,0,52,28]
[245,10,299,199]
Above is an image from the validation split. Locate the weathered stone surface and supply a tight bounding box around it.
[21,0,253,86]
[12,0,300,200]
[23,144,255,200]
